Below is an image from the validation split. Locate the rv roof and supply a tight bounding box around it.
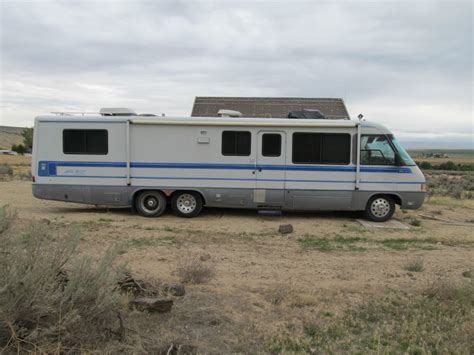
[35,115,389,131]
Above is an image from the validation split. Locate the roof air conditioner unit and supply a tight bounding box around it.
[99,108,137,116]
[217,109,242,118]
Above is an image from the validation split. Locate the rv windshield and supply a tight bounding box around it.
[389,135,416,166]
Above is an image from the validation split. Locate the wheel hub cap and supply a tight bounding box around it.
[143,196,159,212]
[177,194,197,214]
[371,198,390,218]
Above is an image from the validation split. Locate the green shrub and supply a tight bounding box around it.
[404,258,424,272]
[0,165,13,178]
[0,217,123,351]
[409,218,421,227]
[425,172,474,199]
[177,258,215,284]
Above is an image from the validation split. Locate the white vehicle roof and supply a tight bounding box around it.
[35,115,391,133]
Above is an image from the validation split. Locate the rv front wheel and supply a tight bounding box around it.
[135,190,167,217]
[171,191,203,218]
[365,195,395,222]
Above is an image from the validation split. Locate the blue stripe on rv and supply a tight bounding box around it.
[38,160,412,176]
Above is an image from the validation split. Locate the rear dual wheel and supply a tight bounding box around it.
[135,190,203,218]
[171,191,203,218]
[135,190,167,217]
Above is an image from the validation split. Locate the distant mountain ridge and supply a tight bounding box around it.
[0,126,24,150]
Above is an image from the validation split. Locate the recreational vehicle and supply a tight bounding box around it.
[31,111,426,221]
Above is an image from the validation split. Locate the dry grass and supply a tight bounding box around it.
[0,155,31,180]
[265,285,289,305]
[404,258,425,272]
[176,257,215,284]
[1,166,474,353]
[426,171,474,199]
[0,127,23,150]
[269,281,474,353]
[0,206,125,352]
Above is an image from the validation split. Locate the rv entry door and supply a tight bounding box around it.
[254,131,286,206]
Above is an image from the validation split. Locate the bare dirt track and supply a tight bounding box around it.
[1,180,473,352]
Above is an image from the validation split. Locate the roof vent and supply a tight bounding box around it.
[288,109,327,119]
[217,109,242,118]
[99,108,137,116]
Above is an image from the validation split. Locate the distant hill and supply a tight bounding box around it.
[0,126,24,150]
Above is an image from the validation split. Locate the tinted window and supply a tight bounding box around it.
[63,129,108,155]
[360,135,395,165]
[321,134,350,164]
[222,131,251,156]
[292,133,350,164]
[292,133,321,163]
[262,134,281,157]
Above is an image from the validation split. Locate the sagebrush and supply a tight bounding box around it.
[0,206,123,352]
[177,258,215,284]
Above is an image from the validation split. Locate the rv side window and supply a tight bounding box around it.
[321,134,350,164]
[63,129,108,155]
[222,131,251,156]
[292,133,350,164]
[262,134,281,157]
[360,135,395,165]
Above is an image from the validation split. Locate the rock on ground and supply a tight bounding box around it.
[130,298,173,313]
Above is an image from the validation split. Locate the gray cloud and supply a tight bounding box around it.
[0,0,472,147]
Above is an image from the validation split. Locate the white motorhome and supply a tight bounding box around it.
[31,110,426,221]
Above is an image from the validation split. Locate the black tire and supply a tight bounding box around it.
[364,195,395,222]
[171,191,203,218]
[135,190,167,217]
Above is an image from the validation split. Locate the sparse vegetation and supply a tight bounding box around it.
[0,155,31,179]
[125,236,176,248]
[269,281,474,353]
[177,257,215,284]
[1,150,474,353]
[0,164,13,180]
[297,234,471,252]
[404,258,425,272]
[265,285,289,306]
[298,235,367,252]
[0,207,124,352]
[425,171,474,199]
[409,217,422,227]
[0,205,16,233]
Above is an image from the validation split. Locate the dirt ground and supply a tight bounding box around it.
[1,180,473,352]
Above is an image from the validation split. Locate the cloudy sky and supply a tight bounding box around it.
[0,0,472,147]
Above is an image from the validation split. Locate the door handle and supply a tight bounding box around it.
[257,167,262,172]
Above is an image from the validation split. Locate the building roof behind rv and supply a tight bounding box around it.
[191,97,350,119]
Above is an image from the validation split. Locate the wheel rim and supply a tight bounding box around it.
[176,194,197,214]
[142,195,160,213]
[370,198,391,218]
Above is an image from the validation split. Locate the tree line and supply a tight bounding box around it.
[416,160,474,171]
[10,128,33,154]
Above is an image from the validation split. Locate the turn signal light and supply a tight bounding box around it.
[32,176,36,183]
